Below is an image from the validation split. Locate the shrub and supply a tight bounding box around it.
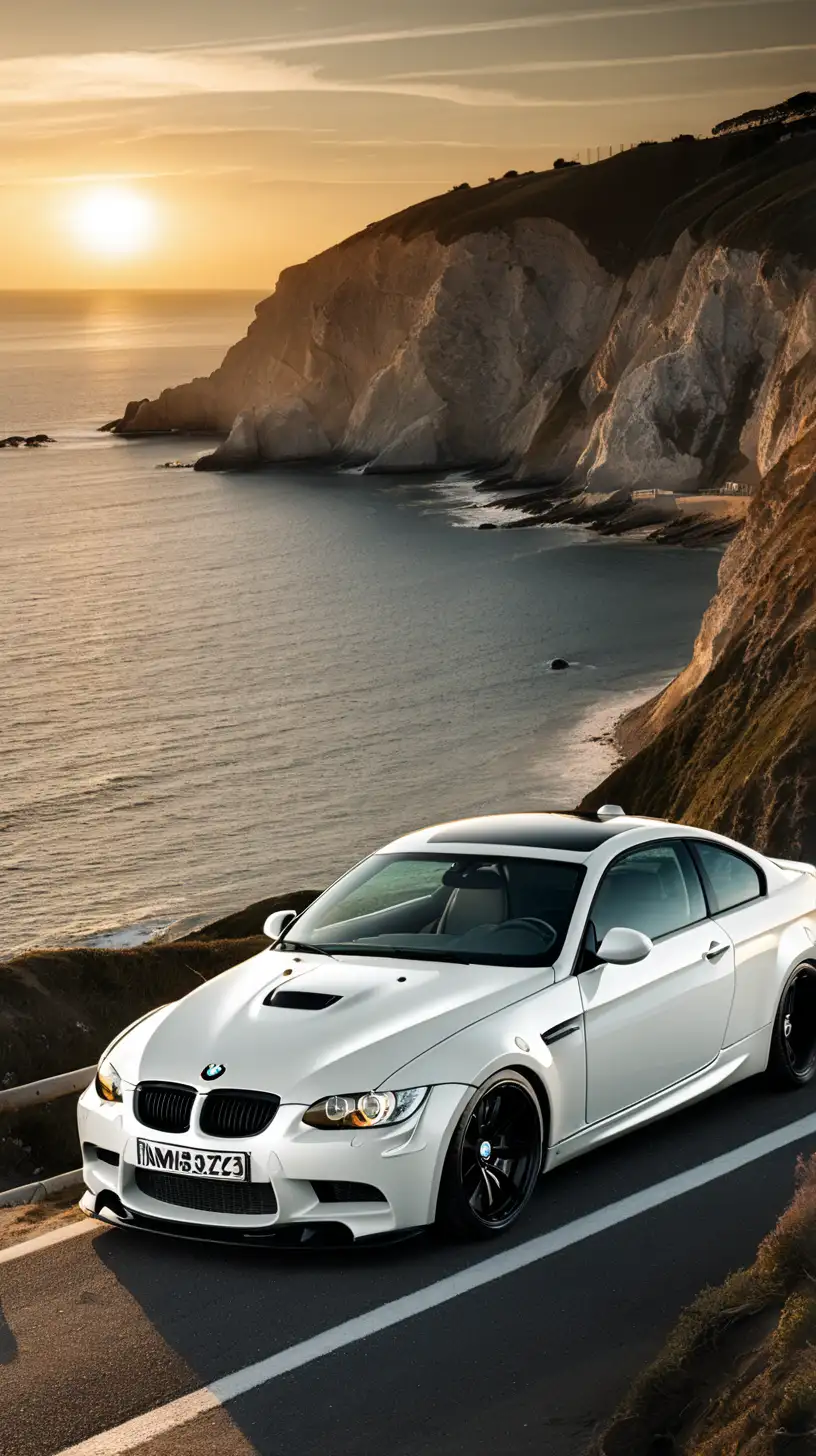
[713,90,816,135]
[553,157,581,169]
[672,133,696,143]
[503,169,519,178]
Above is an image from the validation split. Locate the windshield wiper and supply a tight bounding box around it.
[326,946,472,964]
[279,939,338,959]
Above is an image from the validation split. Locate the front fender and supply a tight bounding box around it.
[386,977,587,1149]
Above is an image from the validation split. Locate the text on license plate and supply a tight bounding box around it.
[136,1139,249,1180]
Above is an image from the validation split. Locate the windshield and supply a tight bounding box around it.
[281,853,585,966]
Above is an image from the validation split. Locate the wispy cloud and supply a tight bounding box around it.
[123,123,337,143]
[0,49,555,110]
[170,0,812,56]
[0,106,141,137]
[0,51,316,106]
[0,165,256,189]
[18,47,776,113]
[388,42,816,82]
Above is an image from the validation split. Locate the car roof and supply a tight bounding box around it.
[385,811,668,859]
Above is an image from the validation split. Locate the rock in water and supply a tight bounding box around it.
[0,433,55,448]
[99,399,150,434]
[195,400,331,471]
[550,659,571,671]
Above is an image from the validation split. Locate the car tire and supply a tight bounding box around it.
[436,1071,544,1240]
[767,963,816,1089]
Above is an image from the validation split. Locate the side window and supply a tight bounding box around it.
[589,842,707,946]
[693,842,763,914]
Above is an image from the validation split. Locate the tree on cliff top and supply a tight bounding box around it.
[713,91,816,135]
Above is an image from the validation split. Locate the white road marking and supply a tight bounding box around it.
[52,1109,816,1456]
[0,1217,96,1266]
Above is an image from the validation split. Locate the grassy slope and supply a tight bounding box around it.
[356,130,816,271]
[594,1154,816,1455]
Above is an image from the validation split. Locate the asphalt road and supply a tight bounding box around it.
[3,1076,816,1456]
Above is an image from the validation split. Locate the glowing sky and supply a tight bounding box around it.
[2,0,813,287]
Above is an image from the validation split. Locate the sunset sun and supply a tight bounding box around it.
[68,185,157,259]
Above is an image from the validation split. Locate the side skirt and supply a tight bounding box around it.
[544,1026,770,1172]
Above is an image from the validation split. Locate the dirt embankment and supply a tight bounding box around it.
[0,890,319,1190]
[593,1153,816,1455]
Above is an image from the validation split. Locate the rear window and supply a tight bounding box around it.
[693,842,763,913]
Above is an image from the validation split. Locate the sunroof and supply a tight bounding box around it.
[427,813,641,852]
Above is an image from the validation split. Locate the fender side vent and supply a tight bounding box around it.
[541,1022,580,1046]
[263,990,342,1010]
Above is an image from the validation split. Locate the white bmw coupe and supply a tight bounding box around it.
[79,810,816,1246]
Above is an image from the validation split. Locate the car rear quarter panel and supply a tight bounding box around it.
[722,875,816,1046]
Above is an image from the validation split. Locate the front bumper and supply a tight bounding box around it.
[77,1082,471,1244]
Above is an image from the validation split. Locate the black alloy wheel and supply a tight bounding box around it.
[768,964,816,1088]
[437,1071,544,1239]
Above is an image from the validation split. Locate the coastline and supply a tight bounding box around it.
[536,674,676,806]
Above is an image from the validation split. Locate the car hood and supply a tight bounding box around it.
[114,948,549,1103]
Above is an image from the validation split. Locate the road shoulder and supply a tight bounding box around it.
[0,1188,85,1251]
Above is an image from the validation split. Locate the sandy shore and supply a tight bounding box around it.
[570,677,673,792]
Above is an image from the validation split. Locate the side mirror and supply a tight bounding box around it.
[263,909,297,943]
[597,927,653,965]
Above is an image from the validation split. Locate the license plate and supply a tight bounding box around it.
[136,1138,249,1181]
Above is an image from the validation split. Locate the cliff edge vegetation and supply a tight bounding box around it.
[593,1153,816,1455]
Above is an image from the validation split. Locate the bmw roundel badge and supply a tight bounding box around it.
[202,1063,226,1081]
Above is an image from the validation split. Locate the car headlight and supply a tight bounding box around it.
[95,1058,123,1104]
[302,1087,428,1130]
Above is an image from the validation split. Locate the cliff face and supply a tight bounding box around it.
[583,411,816,858]
[581,265,814,863]
[119,132,816,496]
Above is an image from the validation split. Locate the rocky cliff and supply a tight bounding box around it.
[117,130,816,497]
[118,126,815,860]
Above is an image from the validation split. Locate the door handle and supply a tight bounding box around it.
[704,941,730,963]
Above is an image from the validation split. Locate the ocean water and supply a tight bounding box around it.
[0,292,721,954]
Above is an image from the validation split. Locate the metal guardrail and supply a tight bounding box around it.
[0,1067,93,1210]
[0,1066,95,1116]
[0,1168,84,1209]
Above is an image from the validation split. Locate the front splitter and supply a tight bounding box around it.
[82,1188,423,1251]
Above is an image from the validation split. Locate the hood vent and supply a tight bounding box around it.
[263,989,342,1011]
